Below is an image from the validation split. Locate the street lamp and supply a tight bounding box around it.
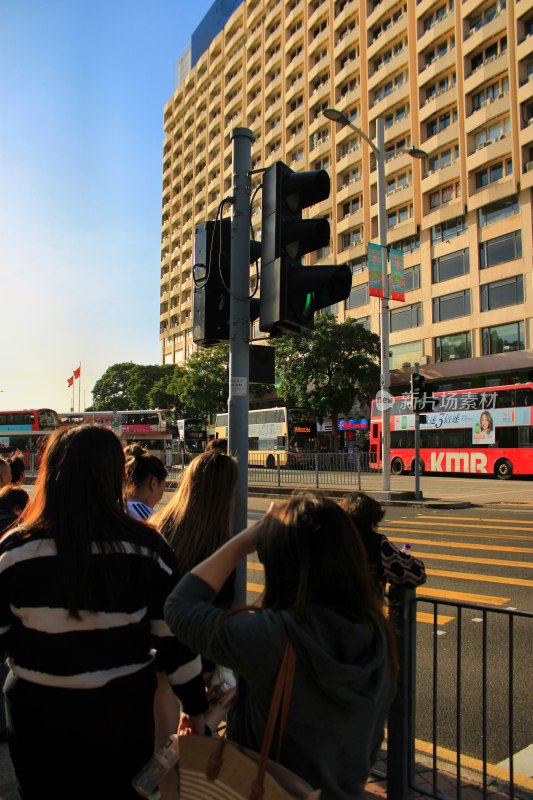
[324,107,426,496]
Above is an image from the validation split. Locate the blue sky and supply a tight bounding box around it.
[0,0,215,412]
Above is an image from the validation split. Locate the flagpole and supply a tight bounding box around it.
[71,373,75,412]
[78,363,81,412]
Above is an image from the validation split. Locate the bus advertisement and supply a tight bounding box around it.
[58,410,172,462]
[370,383,533,479]
[0,409,60,467]
[214,407,317,467]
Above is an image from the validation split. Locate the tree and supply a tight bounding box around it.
[91,363,137,410]
[179,344,229,420]
[147,365,187,414]
[127,365,175,409]
[272,313,380,450]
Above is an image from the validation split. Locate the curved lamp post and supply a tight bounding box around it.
[324,107,426,496]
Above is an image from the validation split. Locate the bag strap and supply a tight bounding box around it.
[249,640,296,800]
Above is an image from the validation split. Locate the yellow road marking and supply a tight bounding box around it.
[413,739,533,793]
[247,582,264,593]
[383,526,533,541]
[248,562,519,600]
[386,536,533,554]
[427,568,533,587]
[408,551,532,568]
[389,517,533,531]
[415,611,454,625]
[416,587,510,606]
[412,515,533,525]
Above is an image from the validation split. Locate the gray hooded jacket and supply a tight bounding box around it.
[165,573,395,800]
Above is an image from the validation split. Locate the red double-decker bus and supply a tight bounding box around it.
[370,383,533,480]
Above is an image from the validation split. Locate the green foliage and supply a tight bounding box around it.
[92,363,137,410]
[91,346,230,420]
[272,313,380,449]
[179,344,229,420]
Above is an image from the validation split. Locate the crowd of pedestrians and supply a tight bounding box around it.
[0,425,427,800]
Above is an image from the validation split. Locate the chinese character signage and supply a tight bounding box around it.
[389,248,405,302]
[368,242,384,298]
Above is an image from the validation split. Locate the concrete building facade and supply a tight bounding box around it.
[159,0,533,388]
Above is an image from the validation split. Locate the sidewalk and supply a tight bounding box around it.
[363,750,521,800]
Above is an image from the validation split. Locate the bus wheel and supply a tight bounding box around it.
[495,459,513,480]
[391,457,404,475]
[266,454,275,469]
[410,459,424,475]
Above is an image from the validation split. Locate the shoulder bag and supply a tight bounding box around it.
[178,640,321,799]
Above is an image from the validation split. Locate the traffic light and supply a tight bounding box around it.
[192,219,231,346]
[410,373,426,412]
[192,219,261,346]
[259,161,352,335]
[411,373,436,412]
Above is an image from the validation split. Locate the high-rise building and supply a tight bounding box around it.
[160,0,533,387]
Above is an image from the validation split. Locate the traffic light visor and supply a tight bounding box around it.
[283,169,330,213]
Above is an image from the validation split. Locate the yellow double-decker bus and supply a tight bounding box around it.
[214,407,317,468]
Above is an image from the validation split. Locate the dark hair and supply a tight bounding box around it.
[257,492,378,622]
[125,444,167,489]
[8,454,25,483]
[153,449,238,575]
[18,425,157,617]
[205,438,228,454]
[0,486,29,513]
[339,492,385,531]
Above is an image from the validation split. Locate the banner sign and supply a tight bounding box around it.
[368,242,384,298]
[389,248,405,301]
[391,407,528,433]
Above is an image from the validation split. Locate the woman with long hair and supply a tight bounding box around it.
[0,425,207,800]
[164,492,396,800]
[124,443,168,520]
[152,448,238,598]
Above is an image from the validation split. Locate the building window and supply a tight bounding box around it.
[432,249,469,283]
[355,316,371,330]
[482,321,525,355]
[435,332,472,362]
[479,231,522,269]
[389,341,423,370]
[431,216,466,243]
[475,159,512,188]
[477,195,519,227]
[390,302,423,332]
[433,290,471,322]
[388,263,420,294]
[480,276,524,311]
[346,283,369,309]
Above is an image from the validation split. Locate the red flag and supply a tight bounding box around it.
[67,376,74,387]
[73,366,81,380]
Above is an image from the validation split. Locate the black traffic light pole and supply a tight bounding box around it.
[228,127,253,605]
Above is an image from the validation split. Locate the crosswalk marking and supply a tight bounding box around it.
[412,515,533,526]
[426,568,533,587]
[416,587,510,606]
[390,517,533,532]
[385,536,533,554]
[406,551,533,569]
[383,526,533,541]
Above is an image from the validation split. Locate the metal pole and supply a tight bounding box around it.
[376,118,391,496]
[228,127,253,605]
[413,363,421,500]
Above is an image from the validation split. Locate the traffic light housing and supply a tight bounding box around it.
[411,373,436,412]
[410,373,426,412]
[192,219,261,346]
[192,219,231,346]
[260,161,352,334]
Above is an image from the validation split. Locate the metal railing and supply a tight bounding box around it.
[247,451,374,488]
[387,588,533,800]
